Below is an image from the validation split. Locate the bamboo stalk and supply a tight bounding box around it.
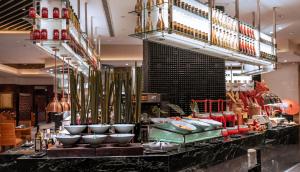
[80,72,86,124]
[70,70,77,125]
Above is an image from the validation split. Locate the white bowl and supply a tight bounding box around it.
[88,124,110,134]
[170,120,197,131]
[110,134,135,144]
[56,135,81,146]
[82,135,107,146]
[113,124,135,133]
[64,125,87,135]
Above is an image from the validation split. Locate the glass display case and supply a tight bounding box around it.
[149,123,222,144]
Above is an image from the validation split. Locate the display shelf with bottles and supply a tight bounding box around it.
[130,0,276,67]
[27,0,99,73]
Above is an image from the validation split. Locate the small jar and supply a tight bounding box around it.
[29,7,36,18]
[41,29,48,40]
[53,7,60,18]
[191,6,195,13]
[202,11,206,18]
[181,2,185,8]
[53,29,59,40]
[188,5,192,12]
[62,8,69,19]
[194,8,198,14]
[42,7,48,18]
[198,9,202,16]
[61,29,69,40]
[184,3,189,10]
[33,30,41,40]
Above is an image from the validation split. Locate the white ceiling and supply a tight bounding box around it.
[1,0,300,69]
[0,33,50,64]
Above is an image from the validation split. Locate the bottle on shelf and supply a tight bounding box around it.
[135,0,143,13]
[53,7,60,19]
[42,7,48,18]
[29,7,36,18]
[35,125,43,152]
[41,29,48,40]
[135,15,143,33]
[156,0,164,6]
[156,7,165,31]
[146,0,154,11]
[145,12,153,32]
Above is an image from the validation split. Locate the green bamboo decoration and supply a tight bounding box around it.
[80,72,86,124]
[114,73,122,124]
[99,70,104,123]
[134,64,143,123]
[70,70,77,125]
[123,69,133,123]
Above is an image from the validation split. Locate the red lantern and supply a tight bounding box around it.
[41,29,48,40]
[29,7,36,18]
[53,7,60,18]
[53,29,59,40]
[33,30,41,40]
[42,7,48,18]
[62,8,69,19]
[61,29,69,40]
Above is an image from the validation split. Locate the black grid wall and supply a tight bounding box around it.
[143,41,226,115]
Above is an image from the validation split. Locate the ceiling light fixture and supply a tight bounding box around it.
[125,63,129,66]
[284,60,288,63]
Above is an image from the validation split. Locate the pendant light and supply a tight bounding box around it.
[46,48,63,113]
[60,55,70,111]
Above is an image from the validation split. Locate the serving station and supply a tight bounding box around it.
[1,0,299,172]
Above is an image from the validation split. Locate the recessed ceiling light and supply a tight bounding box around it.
[125,63,129,66]
[284,60,288,63]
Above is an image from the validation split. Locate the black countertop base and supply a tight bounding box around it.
[2,125,298,172]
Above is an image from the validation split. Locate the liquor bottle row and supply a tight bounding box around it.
[172,21,208,41]
[30,29,69,40]
[68,5,81,34]
[35,126,57,152]
[135,0,165,13]
[260,51,276,60]
[239,38,256,56]
[239,22,255,39]
[212,26,239,51]
[174,0,209,19]
[134,8,165,33]
[212,8,238,32]
[29,7,69,19]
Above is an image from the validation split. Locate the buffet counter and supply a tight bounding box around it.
[1,125,298,172]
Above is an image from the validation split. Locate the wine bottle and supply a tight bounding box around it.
[156,7,165,31]
[135,0,143,13]
[145,12,153,32]
[35,125,42,152]
[135,15,142,33]
[156,0,164,5]
[147,0,154,11]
